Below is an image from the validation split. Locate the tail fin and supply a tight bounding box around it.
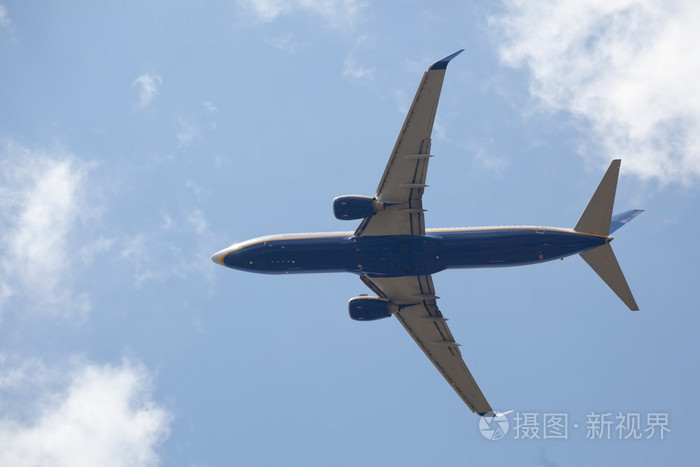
[574,159,620,236]
[575,160,640,311]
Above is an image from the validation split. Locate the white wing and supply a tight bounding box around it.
[354,51,492,413]
[361,274,493,414]
[355,50,463,237]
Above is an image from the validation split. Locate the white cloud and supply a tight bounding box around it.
[213,155,232,168]
[176,117,200,148]
[342,52,374,81]
[0,355,48,393]
[133,73,162,110]
[184,179,209,202]
[120,235,159,287]
[201,102,220,130]
[472,142,508,175]
[119,182,220,288]
[0,357,171,467]
[0,143,90,316]
[201,101,220,115]
[493,0,700,184]
[77,236,115,266]
[342,35,374,82]
[188,209,208,236]
[264,34,305,53]
[238,0,363,27]
[0,4,10,28]
[161,213,174,230]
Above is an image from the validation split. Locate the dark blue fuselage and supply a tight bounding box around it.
[217,227,608,277]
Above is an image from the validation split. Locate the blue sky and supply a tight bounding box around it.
[1,1,698,465]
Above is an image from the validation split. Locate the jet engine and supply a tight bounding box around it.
[348,296,396,321]
[333,195,382,220]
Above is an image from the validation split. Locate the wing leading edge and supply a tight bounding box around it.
[355,50,464,237]
[361,274,493,414]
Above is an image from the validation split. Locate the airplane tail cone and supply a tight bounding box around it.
[574,160,641,311]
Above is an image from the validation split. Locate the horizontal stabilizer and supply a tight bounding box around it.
[575,160,620,236]
[580,244,639,311]
[610,209,644,234]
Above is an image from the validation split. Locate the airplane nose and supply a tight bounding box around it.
[211,245,249,269]
[211,242,263,270]
[211,248,228,265]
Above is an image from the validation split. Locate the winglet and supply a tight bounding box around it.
[429,49,465,71]
[478,410,514,418]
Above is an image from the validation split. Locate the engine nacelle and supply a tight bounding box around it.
[333,195,379,220]
[349,296,394,321]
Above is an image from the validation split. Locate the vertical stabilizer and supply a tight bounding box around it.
[574,160,620,236]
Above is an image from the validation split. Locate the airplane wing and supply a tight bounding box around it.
[353,51,492,413]
[361,274,493,414]
[355,50,464,237]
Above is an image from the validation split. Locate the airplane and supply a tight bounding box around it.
[211,49,643,416]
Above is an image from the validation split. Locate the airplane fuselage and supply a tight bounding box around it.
[213,227,609,277]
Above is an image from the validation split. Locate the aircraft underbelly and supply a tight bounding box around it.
[434,229,606,269]
[263,236,357,274]
[253,228,606,276]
